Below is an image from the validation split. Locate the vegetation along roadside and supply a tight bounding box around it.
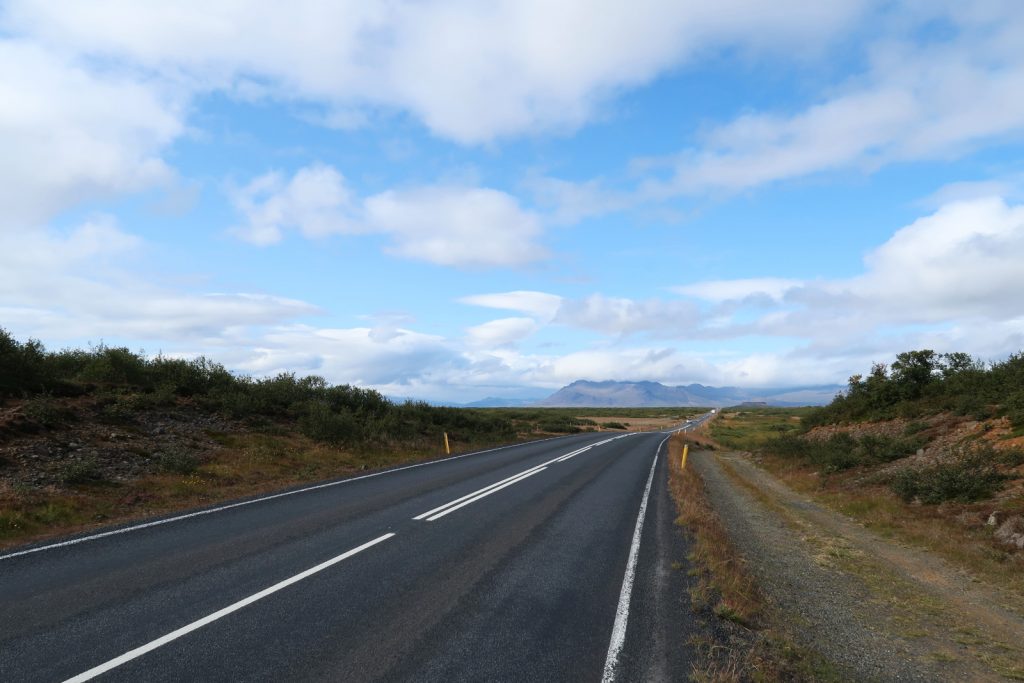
[0,327,700,549]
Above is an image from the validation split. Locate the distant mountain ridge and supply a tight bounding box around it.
[537,380,841,407]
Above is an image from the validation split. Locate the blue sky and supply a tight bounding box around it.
[3,1,1024,402]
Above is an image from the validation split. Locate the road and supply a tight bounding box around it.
[0,417,708,682]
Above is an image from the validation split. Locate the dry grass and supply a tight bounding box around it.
[710,408,813,452]
[669,434,762,626]
[667,433,836,681]
[578,413,696,432]
[763,456,1024,595]
[0,430,500,551]
[711,409,1024,597]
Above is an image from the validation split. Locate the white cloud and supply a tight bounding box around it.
[0,217,317,343]
[229,164,358,245]
[555,294,700,336]
[465,317,539,348]
[229,325,453,386]
[365,186,546,267]
[675,278,802,303]
[4,0,870,145]
[657,6,1024,193]
[459,290,564,320]
[230,164,547,267]
[676,195,1024,347]
[0,39,183,228]
[851,196,1024,321]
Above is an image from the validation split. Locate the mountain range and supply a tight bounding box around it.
[463,380,842,408]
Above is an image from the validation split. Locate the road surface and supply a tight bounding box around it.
[1,419,707,682]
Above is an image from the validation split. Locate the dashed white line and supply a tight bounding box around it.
[62,532,396,683]
[601,436,665,683]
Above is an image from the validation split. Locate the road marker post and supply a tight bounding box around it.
[444,432,450,455]
[681,443,689,470]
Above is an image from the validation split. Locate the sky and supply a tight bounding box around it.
[3,1,1024,403]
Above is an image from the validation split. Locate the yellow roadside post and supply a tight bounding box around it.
[681,443,689,470]
[444,432,451,455]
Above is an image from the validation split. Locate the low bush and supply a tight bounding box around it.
[765,432,923,473]
[60,458,103,486]
[158,448,200,474]
[23,396,73,428]
[298,402,362,445]
[889,450,1007,504]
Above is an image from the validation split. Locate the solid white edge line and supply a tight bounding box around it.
[600,436,665,683]
[425,468,546,521]
[62,532,396,683]
[0,433,583,562]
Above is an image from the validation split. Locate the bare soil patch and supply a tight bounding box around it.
[579,415,688,431]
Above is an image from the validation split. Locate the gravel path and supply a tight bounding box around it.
[691,449,1024,682]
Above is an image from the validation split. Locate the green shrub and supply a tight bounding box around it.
[0,330,48,396]
[765,432,921,473]
[1006,390,1024,429]
[997,447,1024,468]
[158,448,199,474]
[299,402,361,444]
[98,396,136,424]
[602,421,628,430]
[76,345,150,387]
[903,421,928,436]
[23,395,73,428]
[889,451,1006,504]
[60,458,103,486]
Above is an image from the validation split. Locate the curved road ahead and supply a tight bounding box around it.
[1,421,705,682]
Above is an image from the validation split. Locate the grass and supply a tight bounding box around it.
[0,430,468,548]
[667,433,839,681]
[711,410,1024,599]
[709,407,816,451]
[669,435,762,627]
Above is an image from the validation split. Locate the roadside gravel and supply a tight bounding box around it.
[691,449,1024,682]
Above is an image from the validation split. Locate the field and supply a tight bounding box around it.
[709,406,816,451]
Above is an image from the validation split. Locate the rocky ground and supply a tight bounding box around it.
[0,396,237,490]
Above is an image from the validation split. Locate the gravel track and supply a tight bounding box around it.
[691,449,1024,682]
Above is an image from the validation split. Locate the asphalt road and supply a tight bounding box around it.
[1,418,707,682]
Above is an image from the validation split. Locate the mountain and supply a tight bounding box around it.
[463,397,539,408]
[537,380,842,408]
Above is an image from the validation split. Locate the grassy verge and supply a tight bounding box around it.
[667,433,836,681]
[0,429,522,550]
[709,407,816,451]
[712,409,1024,598]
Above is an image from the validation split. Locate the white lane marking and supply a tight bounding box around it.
[0,434,577,562]
[553,445,592,462]
[425,468,546,521]
[413,432,633,521]
[412,464,548,520]
[601,436,665,683]
[63,532,395,683]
